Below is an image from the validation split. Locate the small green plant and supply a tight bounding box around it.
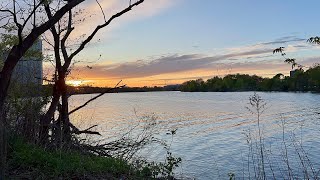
[246,93,267,180]
[136,152,181,179]
[162,151,182,179]
[228,172,235,180]
[137,151,181,179]
[134,128,182,179]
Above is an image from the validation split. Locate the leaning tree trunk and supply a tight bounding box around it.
[0,53,18,179]
[39,90,60,145]
[61,90,71,145]
[0,107,7,179]
[39,72,72,147]
[57,73,72,145]
[0,88,5,179]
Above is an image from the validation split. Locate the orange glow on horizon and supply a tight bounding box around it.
[66,80,85,87]
[70,68,290,88]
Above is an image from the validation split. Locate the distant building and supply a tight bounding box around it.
[2,40,43,86]
[290,69,298,78]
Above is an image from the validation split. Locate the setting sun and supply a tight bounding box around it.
[3,0,320,179]
[67,80,83,87]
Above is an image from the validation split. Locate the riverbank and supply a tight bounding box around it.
[7,137,141,179]
[6,135,182,179]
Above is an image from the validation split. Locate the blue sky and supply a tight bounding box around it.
[95,0,319,57]
[55,0,320,87]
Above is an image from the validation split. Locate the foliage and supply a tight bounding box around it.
[6,82,51,142]
[7,128,182,179]
[7,137,136,179]
[137,152,182,179]
[307,36,320,44]
[273,47,303,70]
[0,33,48,142]
[228,172,235,180]
[180,65,320,92]
[273,47,285,55]
[134,129,182,179]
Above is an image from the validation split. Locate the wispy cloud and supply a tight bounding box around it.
[69,0,177,41]
[260,36,306,45]
[58,35,320,86]
[77,47,278,79]
[43,0,178,51]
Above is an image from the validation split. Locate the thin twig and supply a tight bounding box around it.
[68,80,125,115]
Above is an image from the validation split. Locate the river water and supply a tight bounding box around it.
[69,91,320,179]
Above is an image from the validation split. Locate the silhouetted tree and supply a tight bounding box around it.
[0,0,87,177]
[39,0,144,147]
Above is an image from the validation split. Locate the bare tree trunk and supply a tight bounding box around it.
[57,72,71,145]
[54,108,62,149]
[61,91,71,144]
[0,104,7,179]
[0,122,6,179]
[39,72,72,147]
[0,107,5,180]
[39,88,60,144]
[0,55,16,179]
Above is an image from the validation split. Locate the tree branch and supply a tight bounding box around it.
[22,0,46,30]
[44,4,63,71]
[64,0,144,71]
[61,10,74,61]
[1,0,85,75]
[70,123,101,135]
[68,80,125,115]
[12,0,23,44]
[95,0,106,22]
[0,9,15,17]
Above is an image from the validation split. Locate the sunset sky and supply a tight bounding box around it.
[44,0,320,87]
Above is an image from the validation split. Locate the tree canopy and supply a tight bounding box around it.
[180,65,320,92]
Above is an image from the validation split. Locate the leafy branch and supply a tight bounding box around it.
[273,47,302,70]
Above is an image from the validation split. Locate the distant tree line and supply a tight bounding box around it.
[59,84,180,95]
[180,65,320,92]
[54,85,168,94]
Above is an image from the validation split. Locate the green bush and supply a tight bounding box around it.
[8,138,135,179]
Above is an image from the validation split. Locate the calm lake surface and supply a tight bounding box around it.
[69,92,320,179]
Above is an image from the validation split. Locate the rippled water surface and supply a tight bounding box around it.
[69,92,320,179]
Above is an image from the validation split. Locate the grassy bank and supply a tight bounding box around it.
[7,138,144,179]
